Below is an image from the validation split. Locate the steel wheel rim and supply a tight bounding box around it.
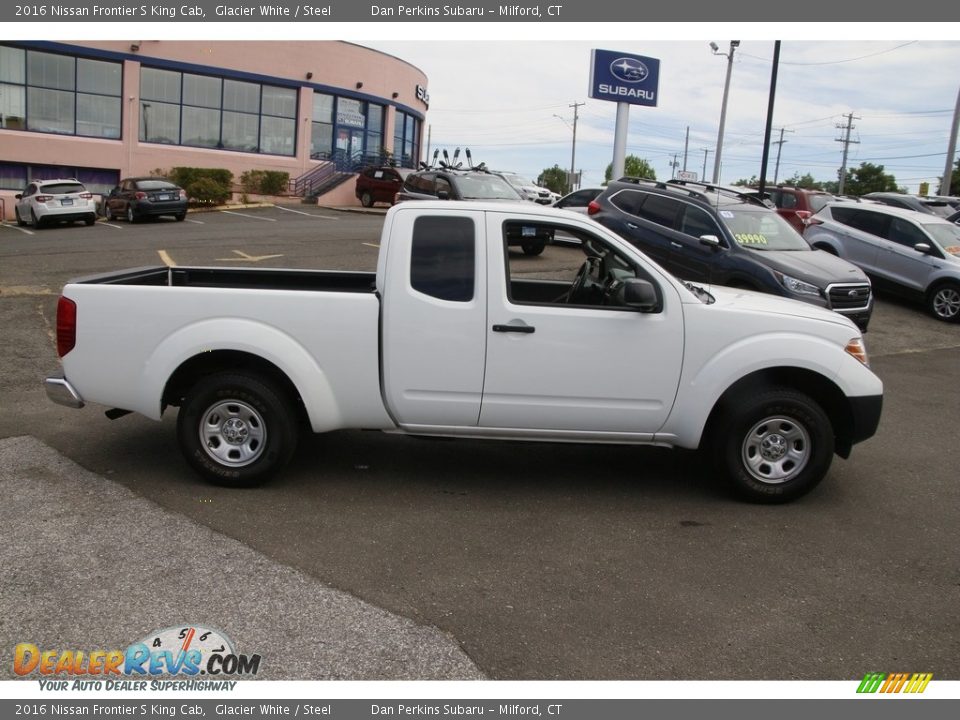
[199,400,267,467]
[933,287,960,319]
[741,415,810,484]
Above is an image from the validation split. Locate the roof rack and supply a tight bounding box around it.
[615,176,767,207]
[664,178,772,207]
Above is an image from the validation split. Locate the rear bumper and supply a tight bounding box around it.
[45,376,84,409]
[134,201,188,216]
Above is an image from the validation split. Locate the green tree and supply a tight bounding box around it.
[537,165,570,195]
[782,172,823,190]
[604,155,656,184]
[843,162,898,196]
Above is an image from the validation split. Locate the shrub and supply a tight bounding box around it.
[186,176,231,205]
[240,170,290,196]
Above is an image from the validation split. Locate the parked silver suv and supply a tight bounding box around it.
[804,203,960,322]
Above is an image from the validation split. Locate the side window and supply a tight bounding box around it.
[636,194,681,229]
[502,220,659,311]
[780,192,797,209]
[847,210,891,238]
[405,173,434,194]
[609,189,645,216]
[887,218,928,248]
[410,216,475,303]
[679,205,722,241]
[435,176,452,198]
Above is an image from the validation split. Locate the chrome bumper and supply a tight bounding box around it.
[45,376,84,409]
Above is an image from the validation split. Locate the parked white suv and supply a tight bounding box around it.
[804,202,960,322]
[493,171,555,204]
[15,179,97,228]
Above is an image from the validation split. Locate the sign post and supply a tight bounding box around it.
[589,49,661,180]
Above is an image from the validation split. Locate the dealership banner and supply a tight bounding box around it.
[1,0,955,22]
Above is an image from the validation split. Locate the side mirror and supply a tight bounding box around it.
[699,234,722,250]
[15,194,22,199]
[623,278,659,312]
[913,243,932,255]
[437,190,450,200]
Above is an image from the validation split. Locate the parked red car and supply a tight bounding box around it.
[762,186,837,233]
[355,166,412,207]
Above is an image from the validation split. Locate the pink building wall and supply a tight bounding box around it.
[0,41,428,218]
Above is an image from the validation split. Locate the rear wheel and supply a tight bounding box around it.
[175,212,186,222]
[360,191,374,208]
[928,282,960,323]
[177,372,299,487]
[522,242,545,256]
[712,388,834,503]
[84,214,96,226]
[31,209,43,229]
[126,205,138,223]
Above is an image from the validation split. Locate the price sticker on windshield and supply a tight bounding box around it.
[735,233,769,245]
[945,246,960,256]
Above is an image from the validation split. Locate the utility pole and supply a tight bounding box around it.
[711,40,740,184]
[772,127,794,184]
[670,153,680,179]
[941,84,960,196]
[683,126,690,172]
[568,101,584,193]
[702,148,712,180]
[836,113,860,195]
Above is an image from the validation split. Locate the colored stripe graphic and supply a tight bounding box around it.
[857,672,932,694]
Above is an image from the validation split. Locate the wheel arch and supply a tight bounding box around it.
[703,367,856,458]
[163,350,308,427]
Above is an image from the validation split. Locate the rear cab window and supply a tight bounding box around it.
[410,216,475,302]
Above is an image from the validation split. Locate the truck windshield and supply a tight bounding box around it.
[723,207,810,251]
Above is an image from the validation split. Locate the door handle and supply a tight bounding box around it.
[626,222,639,230]
[671,241,683,249]
[493,324,535,334]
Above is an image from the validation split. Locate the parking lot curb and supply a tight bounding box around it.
[0,435,485,681]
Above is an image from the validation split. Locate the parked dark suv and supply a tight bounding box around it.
[588,177,873,329]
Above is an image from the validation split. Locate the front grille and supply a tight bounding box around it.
[826,282,872,311]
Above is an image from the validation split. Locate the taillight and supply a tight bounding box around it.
[56,296,77,358]
[795,210,812,220]
[135,192,147,200]
[587,200,601,216]
[36,194,53,202]
[79,193,93,199]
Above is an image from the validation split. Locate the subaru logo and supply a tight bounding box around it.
[610,57,649,83]
[848,289,866,298]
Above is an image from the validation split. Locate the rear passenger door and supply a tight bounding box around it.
[606,190,680,271]
[381,208,487,426]
[828,207,887,273]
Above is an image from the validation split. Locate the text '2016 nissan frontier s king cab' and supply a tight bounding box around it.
[46,201,882,502]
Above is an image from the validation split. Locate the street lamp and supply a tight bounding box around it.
[554,102,582,194]
[710,40,739,184]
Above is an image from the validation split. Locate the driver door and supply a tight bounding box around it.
[479,214,684,436]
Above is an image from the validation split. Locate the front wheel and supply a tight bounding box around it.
[14,206,26,226]
[712,388,834,503]
[928,282,960,323]
[177,373,299,487]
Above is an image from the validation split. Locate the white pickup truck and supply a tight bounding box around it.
[46,201,883,502]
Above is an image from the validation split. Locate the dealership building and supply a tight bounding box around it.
[0,40,427,218]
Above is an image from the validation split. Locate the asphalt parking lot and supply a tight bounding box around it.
[1,205,959,681]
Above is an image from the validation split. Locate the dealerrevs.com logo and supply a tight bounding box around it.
[14,625,261,690]
[857,672,933,694]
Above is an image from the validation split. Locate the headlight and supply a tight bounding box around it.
[776,272,821,297]
[845,337,869,367]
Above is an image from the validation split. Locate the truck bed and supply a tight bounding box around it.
[73,266,378,294]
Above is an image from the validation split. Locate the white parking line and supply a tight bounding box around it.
[0,223,34,236]
[184,217,205,224]
[362,242,380,249]
[220,210,277,222]
[275,205,339,220]
[99,221,124,230]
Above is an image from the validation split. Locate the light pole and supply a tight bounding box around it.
[710,40,739,184]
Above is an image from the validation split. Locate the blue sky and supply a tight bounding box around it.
[366,38,960,193]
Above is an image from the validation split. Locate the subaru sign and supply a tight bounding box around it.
[589,49,660,107]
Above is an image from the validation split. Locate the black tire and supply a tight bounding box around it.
[126,205,138,223]
[177,372,299,488]
[104,205,115,221]
[175,212,186,222]
[712,388,834,503]
[927,282,960,323]
[31,209,43,229]
[84,214,96,226]
[360,191,374,208]
[522,242,545,256]
[14,206,26,227]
